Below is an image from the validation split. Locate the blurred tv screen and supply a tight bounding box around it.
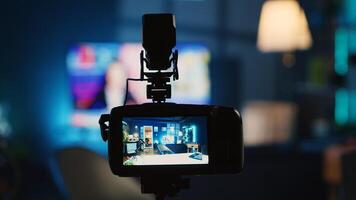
[67,43,211,127]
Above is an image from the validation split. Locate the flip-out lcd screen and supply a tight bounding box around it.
[122,116,208,166]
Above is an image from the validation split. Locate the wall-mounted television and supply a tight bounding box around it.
[67,43,211,127]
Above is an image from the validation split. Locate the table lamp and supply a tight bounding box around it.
[257,0,312,66]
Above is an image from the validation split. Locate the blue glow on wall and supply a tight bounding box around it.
[349,91,356,123]
[335,88,349,125]
[335,28,349,76]
[345,0,356,25]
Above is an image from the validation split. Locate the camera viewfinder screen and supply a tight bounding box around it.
[122,116,208,166]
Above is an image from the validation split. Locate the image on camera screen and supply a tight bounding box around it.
[122,116,208,166]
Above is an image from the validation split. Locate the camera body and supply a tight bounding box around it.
[99,13,244,184]
[105,103,243,177]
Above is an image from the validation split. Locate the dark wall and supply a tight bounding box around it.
[116,0,279,107]
[1,0,281,160]
[1,0,117,159]
[0,1,328,200]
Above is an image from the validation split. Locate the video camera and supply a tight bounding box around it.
[99,13,243,198]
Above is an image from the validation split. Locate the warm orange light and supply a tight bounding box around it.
[257,0,312,52]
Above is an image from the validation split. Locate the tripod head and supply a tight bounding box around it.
[140,13,179,103]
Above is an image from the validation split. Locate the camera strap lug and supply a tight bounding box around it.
[99,114,110,141]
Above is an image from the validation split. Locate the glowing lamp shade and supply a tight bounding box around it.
[257,0,312,52]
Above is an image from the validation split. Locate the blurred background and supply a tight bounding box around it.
[1,0,356,199]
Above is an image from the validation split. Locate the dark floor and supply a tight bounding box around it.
[2,158,62,200]
[0,146,326,200]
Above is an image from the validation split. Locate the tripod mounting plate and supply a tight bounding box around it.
[141,176,190,198]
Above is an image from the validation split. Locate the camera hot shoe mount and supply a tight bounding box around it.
[140,49,179,103]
